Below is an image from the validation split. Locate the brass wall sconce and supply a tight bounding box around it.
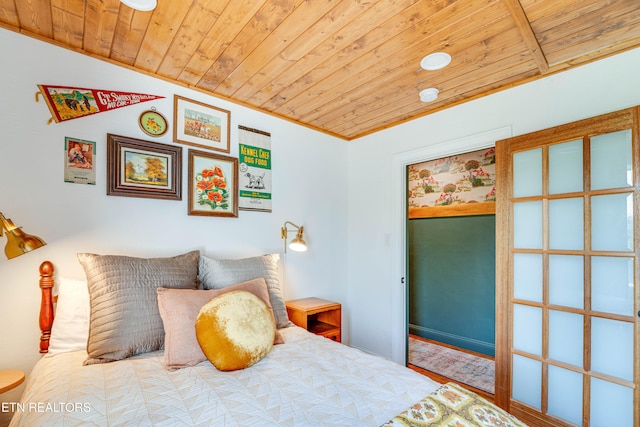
[281,221,307,253]
[0,212,46,259]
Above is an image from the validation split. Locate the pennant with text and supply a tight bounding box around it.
[37,85,164,123]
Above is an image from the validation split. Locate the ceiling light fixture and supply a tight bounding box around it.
[419,88,439,103]
[420,52,451,71]
[120,0,157,11]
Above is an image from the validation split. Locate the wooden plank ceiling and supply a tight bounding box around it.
[2,0,640,140]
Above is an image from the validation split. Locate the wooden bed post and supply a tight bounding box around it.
[39,261,54,354]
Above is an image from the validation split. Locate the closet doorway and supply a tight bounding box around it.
[389,126,511,368]
[408,215,496,396]
[406,149,497,396]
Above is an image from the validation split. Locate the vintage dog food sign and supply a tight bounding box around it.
[37,85,164,123]
[238,125,272,212]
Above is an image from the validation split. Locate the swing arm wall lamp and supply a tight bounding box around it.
[281,221,307,253]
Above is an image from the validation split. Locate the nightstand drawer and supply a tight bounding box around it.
[286,297,341,343]
[319,330,341,342]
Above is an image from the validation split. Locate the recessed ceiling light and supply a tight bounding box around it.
[419,88,439,103]
[420,52,451,71]
[120,0,157,11]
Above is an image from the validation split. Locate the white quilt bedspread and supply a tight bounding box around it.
[10,326,440,426]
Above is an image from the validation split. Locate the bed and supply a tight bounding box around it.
[10,252,527,426]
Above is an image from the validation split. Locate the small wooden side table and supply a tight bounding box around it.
[0,370,25,394]
[286,297,341,342]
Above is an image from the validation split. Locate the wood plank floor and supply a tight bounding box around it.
[407,334,495,403]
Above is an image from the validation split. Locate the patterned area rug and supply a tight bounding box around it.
[408,337,495,394]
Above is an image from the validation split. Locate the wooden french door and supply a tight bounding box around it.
[495,107,639,427]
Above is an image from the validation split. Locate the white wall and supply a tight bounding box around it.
[0,27,348,417]
[347,47,640,362]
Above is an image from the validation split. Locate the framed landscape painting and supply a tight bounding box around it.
[107,134,181,200]
[174,95,230,153]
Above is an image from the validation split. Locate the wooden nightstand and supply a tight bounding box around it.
[286,297,341,342]
[0,370,25,394]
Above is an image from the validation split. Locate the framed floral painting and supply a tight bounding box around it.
[188,149,238,217]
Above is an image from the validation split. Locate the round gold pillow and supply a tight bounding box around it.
[195,290,275,371]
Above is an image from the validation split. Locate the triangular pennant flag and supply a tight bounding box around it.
[37,84,164,123]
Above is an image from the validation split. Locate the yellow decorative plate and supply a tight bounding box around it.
[138,108,168,137]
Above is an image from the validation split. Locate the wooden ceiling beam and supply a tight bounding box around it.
[14,0,52,38]
[502,0,549,74]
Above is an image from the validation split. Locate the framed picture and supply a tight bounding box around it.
[64,137,96,185]
[407,147,496,218]
[188,149,238,217]
[174,95,230,153]
[107,133,181,200]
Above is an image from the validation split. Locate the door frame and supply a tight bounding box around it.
[390,126,512,364]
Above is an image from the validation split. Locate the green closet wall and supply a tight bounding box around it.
[408,214,496,356]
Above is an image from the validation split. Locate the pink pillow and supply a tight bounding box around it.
[157,277,284,370]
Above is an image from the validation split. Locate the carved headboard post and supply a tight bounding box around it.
[39,261,54,354]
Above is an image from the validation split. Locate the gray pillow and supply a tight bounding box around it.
[199,254,291,329]
[78,251,200,365]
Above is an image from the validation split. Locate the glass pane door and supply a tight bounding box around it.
[497,108,639,427]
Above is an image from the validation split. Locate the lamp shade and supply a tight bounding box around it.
[288,234,307,252]
[4,228,46,259]
[1,212,46,259]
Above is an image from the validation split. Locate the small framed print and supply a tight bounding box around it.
[65,137,96,185]
[107,133,181,200]
[188,149,238,217]
[174,95,230,153]
[138,108,169,137]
